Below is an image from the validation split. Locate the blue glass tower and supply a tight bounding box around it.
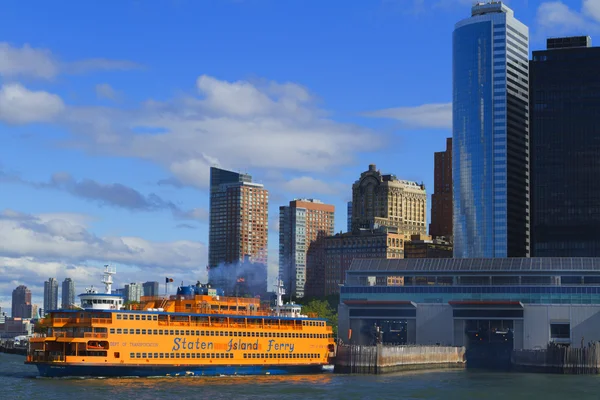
[453,2,530,258]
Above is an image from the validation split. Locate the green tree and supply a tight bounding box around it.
[301,299,338,336]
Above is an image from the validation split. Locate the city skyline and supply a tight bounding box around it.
[1,0,599,308]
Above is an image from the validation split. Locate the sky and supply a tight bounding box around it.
[0,0,599,311]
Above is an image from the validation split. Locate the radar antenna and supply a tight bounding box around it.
[101,264,116,294]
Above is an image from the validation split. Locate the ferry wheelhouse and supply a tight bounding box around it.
[26,266,336,377]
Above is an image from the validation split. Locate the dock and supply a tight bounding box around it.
[0,339,27,356]
[512,343,600,374]
[334,344,466,374]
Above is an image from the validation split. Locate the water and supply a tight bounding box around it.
[2,353,600,400]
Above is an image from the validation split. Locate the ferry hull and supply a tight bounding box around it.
[31,363,328,378]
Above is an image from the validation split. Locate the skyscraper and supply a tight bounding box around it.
[61,278,75,308]
[208,167,269,284]
[44,278,59,314]
[11,285,32,318]
[430,138,453,240]
[279,199,335,298]
[124,283,143,303]
[530,36,600,256]
[453,2,530,258]
[143,281,160,297]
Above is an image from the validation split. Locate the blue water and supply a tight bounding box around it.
[3,353,600,399]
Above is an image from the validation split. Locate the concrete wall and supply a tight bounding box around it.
[338,303,350,342]
[416,304,454,346]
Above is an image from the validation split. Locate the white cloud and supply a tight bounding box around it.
[364,102,452,130]
[58,75,380,189]
[95,83,119,100]
[0,42,59,79]
[583,0,600,22]
[0,42,141,79]
[536,1,600,36]
[0,83,65,124]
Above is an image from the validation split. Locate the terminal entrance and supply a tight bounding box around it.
[350,319,410,345]
[464,319,514,370]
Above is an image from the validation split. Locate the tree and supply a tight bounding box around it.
[301,299,338,336]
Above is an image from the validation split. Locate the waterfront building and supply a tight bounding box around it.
[351,164,427,237]
[61,278,75,309]
[339,258,600,351]
[279,199,335,298]
[453,2,530,258]
[43,278,59,315]
[404,235,453,258]
[429,138,453,240]
[124,283,143,303]
[530,36,600,257]
[142,281,160,297]
[11,285,32,319]
[208,167,268,285]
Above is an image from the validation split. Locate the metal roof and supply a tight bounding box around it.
[347,258,600,273]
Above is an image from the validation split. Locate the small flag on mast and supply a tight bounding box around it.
[165,277,174,283]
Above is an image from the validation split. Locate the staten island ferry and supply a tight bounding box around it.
[26,266,336,377]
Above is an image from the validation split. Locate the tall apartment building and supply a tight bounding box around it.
[530,36,600,256]
[279,199,335,298]
[208,167,269,286]
[453,2,530,258]
[351,164,427,236]
[143,281,160,297]
[430,138,453,240]
[43,278,59,314]
[11,285,32,318]
[124,283,143,303]
[61,278,75,309]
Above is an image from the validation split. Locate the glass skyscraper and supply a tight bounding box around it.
[453,2,530,258]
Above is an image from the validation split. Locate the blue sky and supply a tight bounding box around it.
[0,0,598,309]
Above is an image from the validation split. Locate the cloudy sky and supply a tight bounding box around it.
[0,0,598,310]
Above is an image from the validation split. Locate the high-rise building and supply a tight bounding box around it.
[61,278,75,309]
[143,281,160,297]
[530,36,600,256]
[43,278,59,314]
[430,138,453,240]
[347,201,352,233]
[208,167,269,285]
[11,285,32,318]
[279,199,335,298]
[124,283,143,303]
[351,164,427,236]
[453,2,530,258]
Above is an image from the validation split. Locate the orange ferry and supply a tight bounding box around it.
[26,266,336,377]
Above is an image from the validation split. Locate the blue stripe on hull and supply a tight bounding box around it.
[33,363,326,378]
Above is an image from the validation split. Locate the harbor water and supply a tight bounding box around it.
[2,353,600,400]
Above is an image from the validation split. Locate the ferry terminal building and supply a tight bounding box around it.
[338,258,600,350]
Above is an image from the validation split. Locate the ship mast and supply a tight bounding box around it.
[275,277,285,316]
[101,264,116,294]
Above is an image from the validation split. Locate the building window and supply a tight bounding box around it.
[550,323,570,340]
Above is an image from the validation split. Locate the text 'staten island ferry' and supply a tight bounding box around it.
[26,266,336,377]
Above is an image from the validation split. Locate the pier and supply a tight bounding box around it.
[512,343,600,374]
[0,339,27,356]
[334,344,466,374]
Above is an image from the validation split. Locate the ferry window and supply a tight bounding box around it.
[148,330,153,335]
[190,331,195,336]
[186,353,191,358]
[117,329,122,334]
[160,353,164,359]
[130,353,135,358]
[142,353,147,358]
[196,331,200,335]
[175,330,180,335]
[116,314,122,320]
[211,331,215,336]
[159,330,163,335]
[153,316,158,321]
[136,315,140,320]
[148,353,153,358]
[142,329,147,334]
[136,329,141,335]
[185,330,190,335]
[153,329,158,335]
[129,315,134,320]
[170,354,175,359]
[136,353,141,358]
[176,354,180,359]
[216,353,220,359]
[110,329,115,334]
[170,330,174,335]
[142,315,146,321]
[243,354,247,359]
[191,353,196,358]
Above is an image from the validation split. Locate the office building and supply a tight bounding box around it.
[404,234,453,258]
[61,278,75,309]
[351,164,427,237]
[43,278,59,314]
[530,36,600,256]
[347,201,352,233]
[143,281,160,297]
[279,199,335,298]
[124,283,143,303]
[453,2,530,258]
[11,285,32,319]
[208,167,269,285]
[429,138,453,240]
